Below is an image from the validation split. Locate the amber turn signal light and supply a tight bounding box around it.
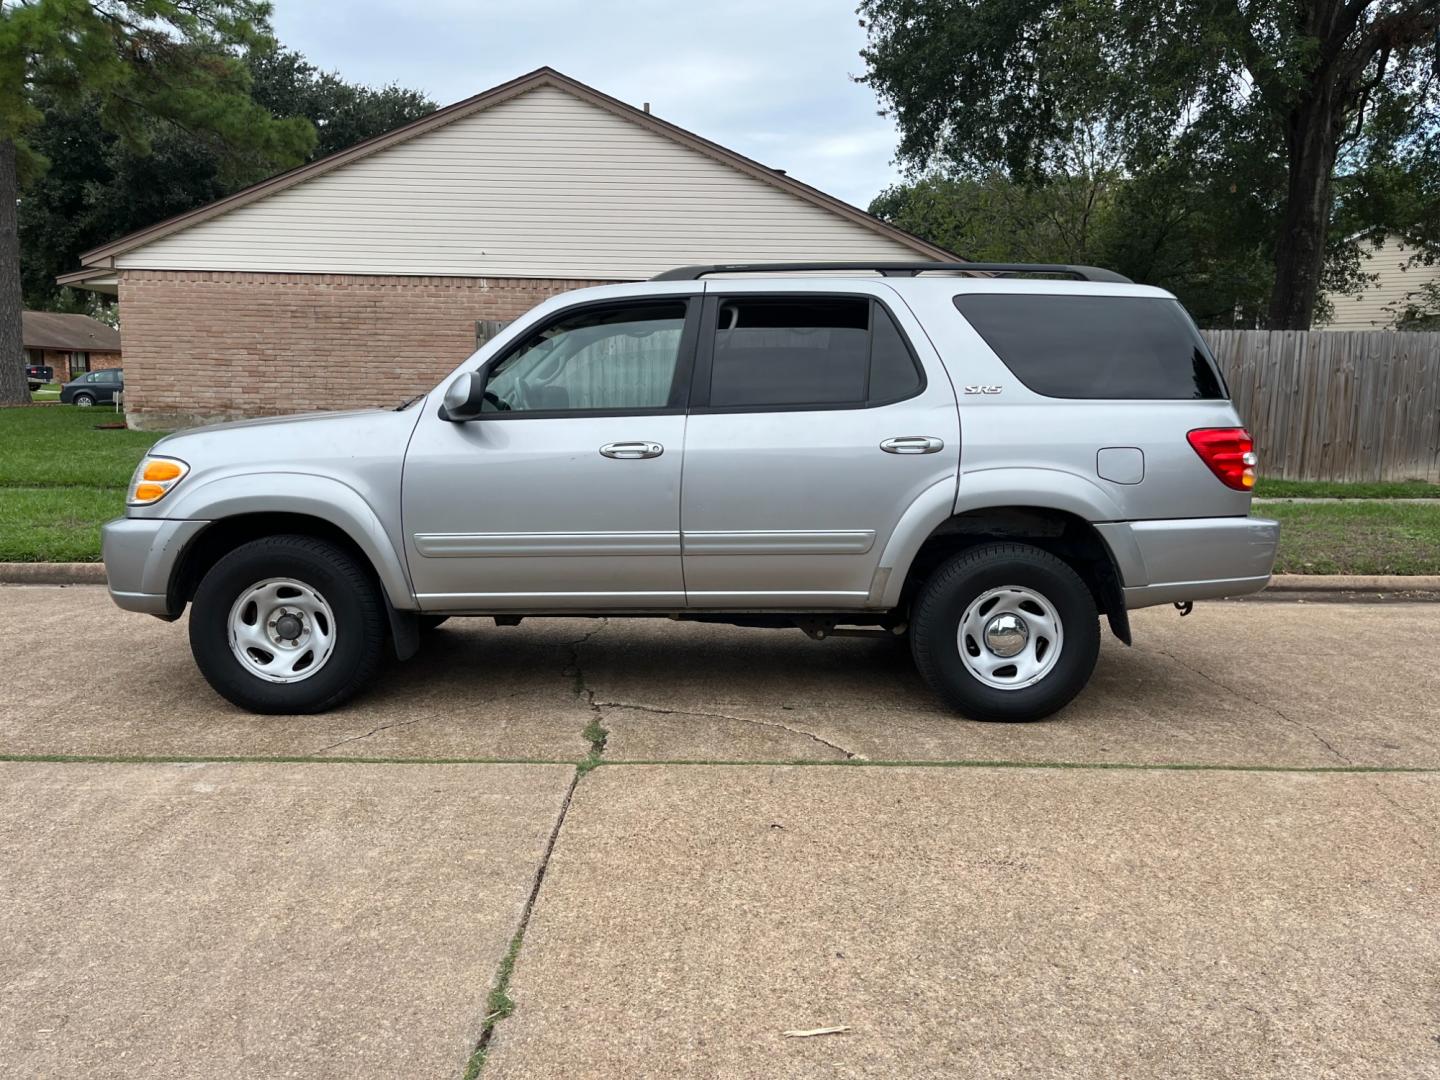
[142,460,184,482]
[127,457,190,505]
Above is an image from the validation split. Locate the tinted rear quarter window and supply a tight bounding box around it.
[952,294,1226,400]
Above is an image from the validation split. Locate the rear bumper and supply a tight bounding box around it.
[100,517,208,616]
[1095,516,1280,609]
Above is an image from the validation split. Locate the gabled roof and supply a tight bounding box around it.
[77,67,954,269]
[22,311,122,352]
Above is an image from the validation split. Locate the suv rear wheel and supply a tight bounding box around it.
[189,535,386,713]
[911,543,1100,721]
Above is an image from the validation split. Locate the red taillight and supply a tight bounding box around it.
[1187,428,1256,491]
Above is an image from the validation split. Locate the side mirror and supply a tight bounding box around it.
[441,368,489,422]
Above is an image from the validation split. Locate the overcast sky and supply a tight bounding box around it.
[269,0,905,209]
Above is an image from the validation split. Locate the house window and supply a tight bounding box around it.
[70,351,90,375]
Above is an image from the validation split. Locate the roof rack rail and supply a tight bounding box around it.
[651,261,1133,284]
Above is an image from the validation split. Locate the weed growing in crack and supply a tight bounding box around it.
[579,714,609,775]
[461,926,524,1077]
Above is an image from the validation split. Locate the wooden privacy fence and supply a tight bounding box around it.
[1201,330,1440,482]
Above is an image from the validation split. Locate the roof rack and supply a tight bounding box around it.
[651,261,1133,284]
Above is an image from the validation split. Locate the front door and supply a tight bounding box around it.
[680,285,960,608]
[403,297,698,611]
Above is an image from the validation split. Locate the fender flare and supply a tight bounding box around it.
[872,468,1139,612]
[161,472,416,610]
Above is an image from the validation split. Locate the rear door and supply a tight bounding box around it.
[680,282,960,608]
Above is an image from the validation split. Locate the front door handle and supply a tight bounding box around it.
[600,441,664,460]
[880,436,944,455]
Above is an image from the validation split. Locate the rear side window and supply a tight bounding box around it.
[952,294,1226,400]
[708,297,923,409]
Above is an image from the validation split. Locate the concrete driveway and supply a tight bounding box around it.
[1,585,1436,1078]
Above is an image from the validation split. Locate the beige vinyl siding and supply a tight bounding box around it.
[116,86,922,279]
[1322,234,1440,331]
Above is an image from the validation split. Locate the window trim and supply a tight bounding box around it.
[443,295,702,422]
[688,292,927,414]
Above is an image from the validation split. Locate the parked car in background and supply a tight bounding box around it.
[101,262,1279,719]
[26,364,54,391]
[60,368,123,406]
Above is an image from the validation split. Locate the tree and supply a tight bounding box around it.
[0,1,316,405]
[858,0,1440,329]
[18,48,435,312]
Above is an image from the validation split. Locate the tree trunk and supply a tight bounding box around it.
[0,139,28,405]
[1266,97,1343,331]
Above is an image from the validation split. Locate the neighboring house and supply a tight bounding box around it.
[1321,233,1440,331]
[60,67,954,430]
[22,311,122,382]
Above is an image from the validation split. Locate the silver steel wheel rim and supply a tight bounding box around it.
[958,586,1064,691]
[227,577,336,684]
[75,396,92,407]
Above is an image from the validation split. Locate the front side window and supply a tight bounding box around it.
[707,297,923,409]
[481,302,687,414]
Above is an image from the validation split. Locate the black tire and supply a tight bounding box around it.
[189,534,386,714]
[910,543,1100,722]
[73,393,95,407]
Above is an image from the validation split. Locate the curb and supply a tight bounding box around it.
[0,563,107,585]
[1265,574,1440,594]
[2,564,1438,596]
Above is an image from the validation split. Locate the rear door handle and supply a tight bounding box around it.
[600,441,664,460]
[880,436,944,455]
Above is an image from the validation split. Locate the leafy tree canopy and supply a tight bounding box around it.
[0,0,319,402]
[859,0,1440,329]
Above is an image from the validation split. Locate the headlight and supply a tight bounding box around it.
[127,456,190,506]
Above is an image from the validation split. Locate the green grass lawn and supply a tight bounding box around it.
[29,382,61,402]
[1269,502,1440,575]
[0,407,166,562]
[0,486,128,562]
[0,405,162,487]
[1256,477,1440,499]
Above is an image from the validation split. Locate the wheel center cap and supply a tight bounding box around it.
[273,612,304,641]
[983,613,1029,657]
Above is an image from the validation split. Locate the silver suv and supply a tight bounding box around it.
[102,262,1279,721]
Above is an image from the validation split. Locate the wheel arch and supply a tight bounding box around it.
[159,474,415,615]
[888,503,1131,645]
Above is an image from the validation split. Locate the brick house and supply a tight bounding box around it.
[60,67,953,430]
[22,311,122,382]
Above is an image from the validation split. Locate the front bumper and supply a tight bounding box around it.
[1095,516,1280,609]
[101,517,209,616]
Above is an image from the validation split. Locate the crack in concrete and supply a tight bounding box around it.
[592,700,862,760]
[313,716,427,755]
[1143,646,1353,766]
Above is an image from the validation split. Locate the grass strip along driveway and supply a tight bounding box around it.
[0,406,1438,571]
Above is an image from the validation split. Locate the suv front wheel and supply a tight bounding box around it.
[911,543,1100,722]
[189,535,386,713]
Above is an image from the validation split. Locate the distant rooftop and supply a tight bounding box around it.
[22,311,122,353]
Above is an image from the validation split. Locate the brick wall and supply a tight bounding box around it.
[116,270,608,429]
